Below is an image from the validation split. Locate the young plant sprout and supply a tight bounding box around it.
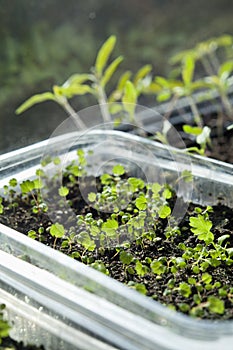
[15,35,153,129]
[1,148,233,321]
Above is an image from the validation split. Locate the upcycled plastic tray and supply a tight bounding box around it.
[1,130,233,350]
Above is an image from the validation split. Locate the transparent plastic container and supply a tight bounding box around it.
[1,130,233,350]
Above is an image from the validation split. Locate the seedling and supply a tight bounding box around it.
[15,35,153,129]
[1,147,233,320]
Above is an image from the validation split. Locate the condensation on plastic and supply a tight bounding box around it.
[1,130,233,350]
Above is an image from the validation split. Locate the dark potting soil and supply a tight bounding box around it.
[1,173,233,321]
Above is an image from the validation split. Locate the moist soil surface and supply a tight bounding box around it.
[1,173,233,321]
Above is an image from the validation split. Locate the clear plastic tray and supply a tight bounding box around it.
[1,130,233,350]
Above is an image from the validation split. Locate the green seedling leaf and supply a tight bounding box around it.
[33,178,43,189]
[218,234,230,246]
[50,223,65,238]
[218,60,233,79]
[182,55,195,86]
[122,81,137,121]
[133,64,152,85]
[101,55,123,87]
[183,125,202,136]
[58,84,93,98]
[88,192,96,202]
[135,195,147,210]
[151,260,166,275]
[158,205,171,219]
[120,251,134,265]
[95,35,116,75]
[135,260,149,276]
[100,173,113,185]
[202,272,212,285]
[16,92,56,114]
[226,247,233,257]
[162,188,172,199]
[58,186,69,197]
[179,282,192,298]
[64,73,92,86]
[78,231,96,251]
[117,70,132,91]
[112,164,125,176]
[207,296,225,315]
[0,304,11,342]
[152,183,162,196]
[128,177,145,192]
[156,90,171,102]
[189,214,214,243]
[0,200,3,214]
[91,261,109,275]
[53,157,61,165]
[9,178,17,187]
[20,180,35,194]
[28,230,37,239]
[134,283,147,295]
[102,219,118,237]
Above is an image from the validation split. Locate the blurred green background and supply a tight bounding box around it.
[1,0,233,153]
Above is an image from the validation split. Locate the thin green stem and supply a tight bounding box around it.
[96,83,112,124]
[220,91,233,119]
[188,95,203,127]
[59,98,87,129]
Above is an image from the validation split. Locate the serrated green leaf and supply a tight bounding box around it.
[33,178,43,189]
[158,205,171,219]
[91,261,109,275]
[50,223,65,238]
[95,35,116,76]
[102,219,118,237]
[20,180,35,194]
[120,251,133,265]
[151,259,166,275]
[78,231,96,251]
[16,92,56,114]
[135,260,149,276]
[135,195,147,210]
[207,296,225,314]
[128,177,145,192]
[179,282,192,298]
[202,272,212,284]
[9,178,17,187]
[101,55,123,87]
[189,214,214,242]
